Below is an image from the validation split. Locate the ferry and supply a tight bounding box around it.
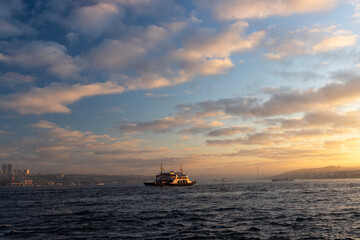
[144,164,196,187]
[221,178,227,183]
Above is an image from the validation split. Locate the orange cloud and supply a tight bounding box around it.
[0,82,125,114]
[312,34,358,52]
[265,25,357,59]
[211,0,337,20]
[208,126,255,137]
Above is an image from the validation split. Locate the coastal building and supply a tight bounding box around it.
[24,180,33,186]
[1,164,6,175]
[7,164,12,175]
[0,164,32,186]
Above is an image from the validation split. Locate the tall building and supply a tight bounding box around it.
[1,164,6,175]
[7,164,12,175]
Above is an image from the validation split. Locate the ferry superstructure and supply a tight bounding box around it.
[144,164,196,186]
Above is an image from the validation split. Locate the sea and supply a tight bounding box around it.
[1,179,360,239]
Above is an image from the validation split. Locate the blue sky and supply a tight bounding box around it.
[1,0,360,176]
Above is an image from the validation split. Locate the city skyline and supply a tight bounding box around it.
[1,0,360,176]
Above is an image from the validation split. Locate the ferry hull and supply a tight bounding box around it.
[144,181,196,187]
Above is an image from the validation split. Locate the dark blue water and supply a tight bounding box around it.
[1,180,360,239]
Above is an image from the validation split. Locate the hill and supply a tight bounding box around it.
[272,166,360,179]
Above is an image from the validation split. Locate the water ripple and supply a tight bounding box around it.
[1,180,360,239]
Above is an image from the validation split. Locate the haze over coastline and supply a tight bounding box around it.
[1,0,360,176]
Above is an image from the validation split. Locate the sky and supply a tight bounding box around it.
[1,0,360,176]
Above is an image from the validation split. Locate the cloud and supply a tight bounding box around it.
[2,120,182,174]
[0,19,34,38]
[0,130,12,135]
[0,0,23,18]
[223,146,345,163]
[66,32,79,45]
[173,21,263,59]
[0,72,35,87]
[0,4,265,92]
[208,126,255,137]
[68,2,123,35]
[126,76,360,137]
[0,41,85,78]
[330,68,360,81]
[106,107,123,113]
[87,24,168,71]
[351,0,360,19]
[171,21,265,80]
[179,120,224,135]
[265,111,360,129]
[145,92,170,98]
[194,97,258,115]
[32,121,143,149]
[118,114,192,134]
[102,21,264,90]
[208,0,337,20]
[117,102,225,134]
[0,81,125,115]
[265,25,357,59]
[195,77,360,118]
[206,132,283,146]
[88,39,147,71]
[245,77,360,117]
[274,70,324,82]
[181,136,192,140]
[207,128,346,146]
[312,35,357,52]
[0,0,35,38]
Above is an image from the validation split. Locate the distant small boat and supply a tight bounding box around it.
[221,178,227,182]
[272,178,294,182]
[144,163,196,187]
